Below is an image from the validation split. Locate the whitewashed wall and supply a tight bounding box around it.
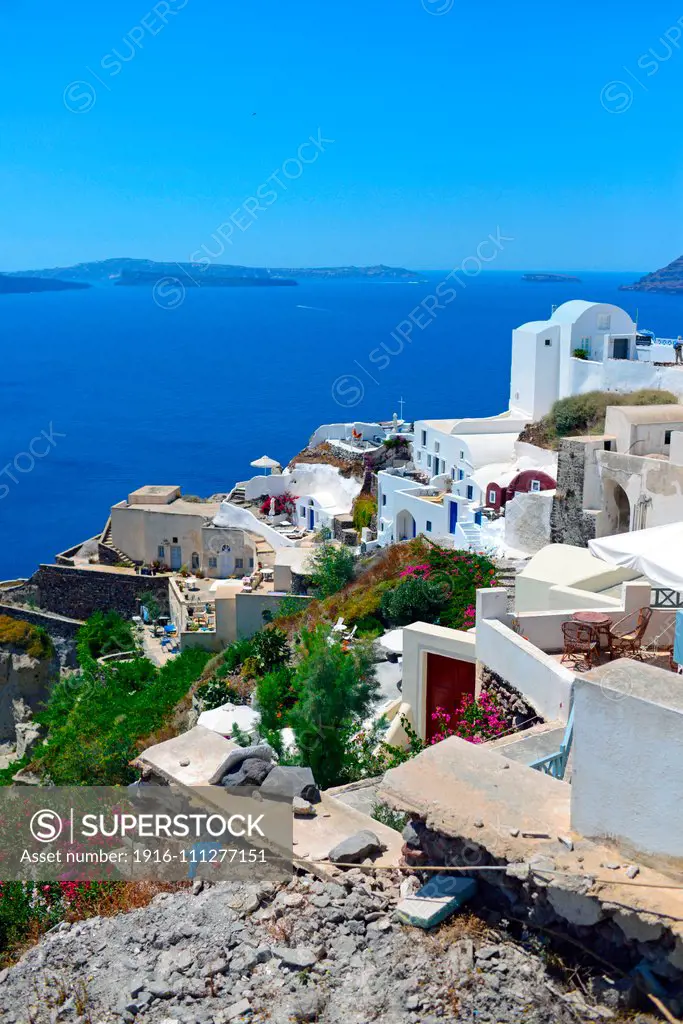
[571,665,683,860]
[475,618,573,723]
[213,503,293,549]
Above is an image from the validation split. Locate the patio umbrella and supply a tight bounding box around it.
[378,628,403,654]
[250,455,281,475]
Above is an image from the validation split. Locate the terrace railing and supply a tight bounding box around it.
[651,588,683,609]
[528,706,574,781]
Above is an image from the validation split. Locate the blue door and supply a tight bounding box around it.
[309,508,315,530]
[474,510,482,526]
[449,501,458,534]
[170,545,182,570]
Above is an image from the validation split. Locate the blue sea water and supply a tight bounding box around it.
[1,270,682,581]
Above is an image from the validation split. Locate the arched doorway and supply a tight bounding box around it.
[396,509,416,541]
[611,483,631,534]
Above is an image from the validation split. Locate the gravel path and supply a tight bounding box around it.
[0,871,650,1024]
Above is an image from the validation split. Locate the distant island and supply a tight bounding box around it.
[620,255,683,294]
[115,270,297,288]
[0,276,91,295]
[5,258,426,286]
[521,273,581,283]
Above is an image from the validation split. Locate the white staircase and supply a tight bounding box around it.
[460,522,482,550]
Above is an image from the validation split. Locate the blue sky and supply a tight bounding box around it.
[1,1,683,271]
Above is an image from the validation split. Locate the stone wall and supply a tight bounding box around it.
[0,604,82,667]
[30,565,170,622]
[479,665,539,728]
[403,819,683,996]
[504,492,552,555]
[550,439,599,547]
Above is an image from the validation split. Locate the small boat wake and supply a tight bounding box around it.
[296,304,332,312]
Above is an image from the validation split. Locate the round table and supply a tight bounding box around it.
[571,611,612,648]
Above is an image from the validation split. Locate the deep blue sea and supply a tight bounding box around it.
[2,270,682,580]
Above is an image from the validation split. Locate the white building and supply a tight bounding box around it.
[378,299,683,550]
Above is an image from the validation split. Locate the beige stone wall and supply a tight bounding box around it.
[111,505,254,577]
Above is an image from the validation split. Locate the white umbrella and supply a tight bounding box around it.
[250,455,281,475]
[378,628,403,654]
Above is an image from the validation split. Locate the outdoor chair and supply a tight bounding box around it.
[561,621,600,670]
[608,606,653,661]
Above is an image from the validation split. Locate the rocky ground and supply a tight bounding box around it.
[0,871,657,1024]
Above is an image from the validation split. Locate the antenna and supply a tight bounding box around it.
[398,396,405,420]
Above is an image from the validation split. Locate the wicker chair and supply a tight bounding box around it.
[608,606,653,661]
[561,621,599,670]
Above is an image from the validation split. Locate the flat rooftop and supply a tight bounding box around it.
[122,499,222,517]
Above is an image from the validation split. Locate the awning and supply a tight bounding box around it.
[589,523,683,590]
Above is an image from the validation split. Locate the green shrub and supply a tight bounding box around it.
[289,626,379,789]
[251,627,290,674]
[371,802,409,832]
[34,648,211,785]
[255,665,299,733]
[76,611,135,667]
[352,494,377,532]
[353,614,385,639]
[222,637,255,673]
[545,388,679,439]
[380,576,445,626]
[307,543,356,598]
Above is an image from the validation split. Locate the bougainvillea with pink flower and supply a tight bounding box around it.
[259,493,297,517]
[429,691,508,746]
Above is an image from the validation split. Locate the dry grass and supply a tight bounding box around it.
[287,443,365,479]
[276,538,430,637]
[431,910,491,948]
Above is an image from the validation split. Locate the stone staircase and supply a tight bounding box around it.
[229,483,247,506]
[495,557,519,611]
[98,517,136,568]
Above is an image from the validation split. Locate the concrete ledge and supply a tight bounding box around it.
[136,725,238,786]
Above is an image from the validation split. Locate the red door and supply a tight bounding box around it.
[426,653,476,741]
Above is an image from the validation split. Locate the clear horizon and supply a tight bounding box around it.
[2,2,683,273]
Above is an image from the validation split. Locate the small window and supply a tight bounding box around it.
[426,520,432,532]
[208,557,217,569]
[380,522,384,531]
[450,467,455,479]
[467,485,473,500]
[421,430,427,447]
[382,494,387,506]
[597,313,611,331]
[172,537,178,544]
[459,450,464,460]
[665,430,673,445]
[434,441,440,454]
[157,545,165,559]
[488,489,497,504]
[300,506,305,517]
[191,552,200,570]
[530,480,541,492]
[249,557,254,568]
[235,558,244,569]
[603,440,613,452]
[544,338,552,347]
[458,469,464,480]
[427,455,432,468]
[416,451,422,462]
